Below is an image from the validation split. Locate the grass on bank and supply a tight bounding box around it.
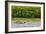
[12,18,41,22]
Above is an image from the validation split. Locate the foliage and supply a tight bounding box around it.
[12,6,41,18]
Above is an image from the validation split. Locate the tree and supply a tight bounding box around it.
[12,6,41,18]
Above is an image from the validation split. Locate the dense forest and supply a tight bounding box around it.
[12,6,41,18]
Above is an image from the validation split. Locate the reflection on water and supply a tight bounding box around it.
[11,21,41,28]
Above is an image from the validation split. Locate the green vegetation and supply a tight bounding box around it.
[12,18,41,22]
[12,6,41,18]
[12,6,41,22]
